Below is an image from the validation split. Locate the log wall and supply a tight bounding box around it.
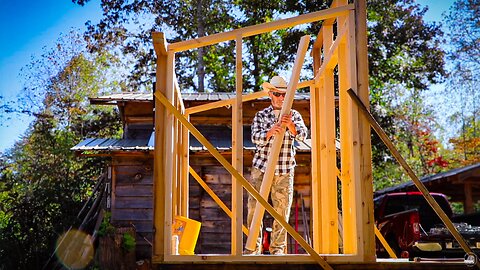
[111,155,154,260]
[109,152,312,257]
[189,152,312,254]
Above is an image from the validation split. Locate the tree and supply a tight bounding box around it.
[448,115,480,166]
[73,0,326,92]
[364,0,446,189]
[73,0,236,92]
[442,0,480,165]
[0,30,122,269]
[71,1,447,190]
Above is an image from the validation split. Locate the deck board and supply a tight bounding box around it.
[152,259,470,270]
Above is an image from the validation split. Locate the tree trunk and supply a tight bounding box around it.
[197,0,206,92]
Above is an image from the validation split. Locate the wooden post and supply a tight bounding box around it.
[320,23,339,254]
[245,35,311,251]
[152,32,168,261]
[310,82,322,253]
[232,34,244,255]
[163,51,176,256]
[311,45,323,252]
[172,97,179,218]
[464,182,474,214]
[181,111,189,217]
[339,11,362,255]
[355,0,375,261]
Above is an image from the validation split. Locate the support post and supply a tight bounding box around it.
[232,34,244,255]
[152,32,168,261]
[320,24,339,254]
[163,51,176,256]
[338,11,362,255]
[355,0,375,261]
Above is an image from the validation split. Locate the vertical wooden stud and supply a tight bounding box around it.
[232,34,244,255]
[152,32,168,262]
[465,182,473,214]
[163,51,175,256]
[355,0,375,261]
[181,112,190,217]
[338,12,361,254]
[320,24,339,254]
[311,46,323,252]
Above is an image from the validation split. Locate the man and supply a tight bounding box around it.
[246,75,308,255]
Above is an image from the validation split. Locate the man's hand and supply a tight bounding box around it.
[266,113,297,140]
[266,122,283,140]
[280,113,297,136]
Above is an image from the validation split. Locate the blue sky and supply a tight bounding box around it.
[0,0,102,152]
[0,0,455,152]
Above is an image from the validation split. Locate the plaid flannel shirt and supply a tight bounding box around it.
[251,105,308,175]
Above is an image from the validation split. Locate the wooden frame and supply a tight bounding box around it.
[152,0,373,267]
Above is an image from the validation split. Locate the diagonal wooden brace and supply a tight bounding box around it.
[245,35,311,252]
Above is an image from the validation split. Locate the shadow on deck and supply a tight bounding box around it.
[153,258,471,270]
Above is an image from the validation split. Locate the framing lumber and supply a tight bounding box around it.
[180,110,189,217]
[152,32,168,261]
[168,5,353,52]
[185,91,266,115]
[316,17,348,78]
[188,166,248,235]
[310,82,323,253]
[231,34,244,255]
[354,0,375,261]
[184,79,312,116]
[311,40,323,253]
[162,253,361,263]
[152,0,377,264]
[374,226,397,259]
[154,91,332,270]
[338,11,362,255]
[245,35,311,252]
[320,24,339,254]
[163,51,175,256]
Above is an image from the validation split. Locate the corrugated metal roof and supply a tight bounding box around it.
[71,126,315,153]
[88,91,312,104]
[89,92,153,104]
[71,137,153,151]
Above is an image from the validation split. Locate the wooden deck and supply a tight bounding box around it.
[153,258,470,270]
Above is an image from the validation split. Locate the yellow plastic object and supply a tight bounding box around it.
[172,216,201,255]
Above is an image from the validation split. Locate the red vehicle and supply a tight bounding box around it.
[374,192,480,259]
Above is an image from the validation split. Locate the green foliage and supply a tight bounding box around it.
[71,1,448,192]
[98,212,115,237]
[72,0,322,92]
[0,30,122,269]
[121,233,136,252]
[450,202,464,215]
[364,0,446,190]
[447,116,480,166]
[439,0,480,167]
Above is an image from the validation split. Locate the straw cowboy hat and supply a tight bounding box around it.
[261,76,288,93]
